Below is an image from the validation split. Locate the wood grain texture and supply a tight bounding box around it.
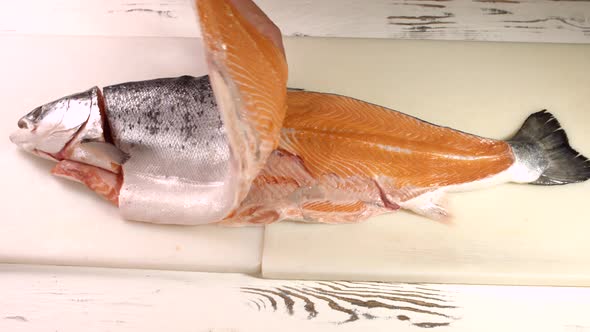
[0,0,589,43]
[242,281,458,328]
[262,0,590,43]
[2,264,590,332]
[0,0,200,37]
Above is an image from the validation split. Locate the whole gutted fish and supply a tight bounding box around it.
[9,0,590,226]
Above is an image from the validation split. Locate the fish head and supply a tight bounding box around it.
[10,89,95,160]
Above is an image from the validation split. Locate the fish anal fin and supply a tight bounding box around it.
[220,206,280,226]
[399,190,452,224]
[51,160,121,206]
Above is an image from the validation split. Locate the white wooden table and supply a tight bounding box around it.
[2,1,590,331]
[1,0,589,43]
[3,264,590,332]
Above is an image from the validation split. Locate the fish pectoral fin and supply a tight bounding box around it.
[399,190,452,224]
[80,141,128,162]
[51,160,121,206]
[63,141,127,173]
[79,141,128,165]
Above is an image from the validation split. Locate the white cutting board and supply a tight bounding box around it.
[1,35,263,273]
[263,37,590,286]
[4,34,590,283]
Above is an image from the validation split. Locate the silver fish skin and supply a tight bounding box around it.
[103,75,235,225]
[10,75,238,225]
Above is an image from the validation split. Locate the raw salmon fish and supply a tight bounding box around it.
[9,0,590,226]
[224,92,589,224]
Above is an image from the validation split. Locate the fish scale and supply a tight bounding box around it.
[103,75,233,224]
[104,75,228,182]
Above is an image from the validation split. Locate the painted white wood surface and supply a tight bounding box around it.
[263,37,590,286]
[1,0,589,43]
[0,0,201,37]
[260,0,590,43]
[2,264,590,332]
[1,35,263,274]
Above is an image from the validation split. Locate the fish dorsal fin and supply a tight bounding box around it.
[197,0,288,209]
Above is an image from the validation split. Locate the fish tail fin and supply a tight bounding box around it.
[510,110,590,185]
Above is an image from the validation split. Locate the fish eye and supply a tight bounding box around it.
[17,118,30,129]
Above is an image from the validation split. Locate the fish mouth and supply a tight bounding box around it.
[9,128,33,149]
[9,128,59,161]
